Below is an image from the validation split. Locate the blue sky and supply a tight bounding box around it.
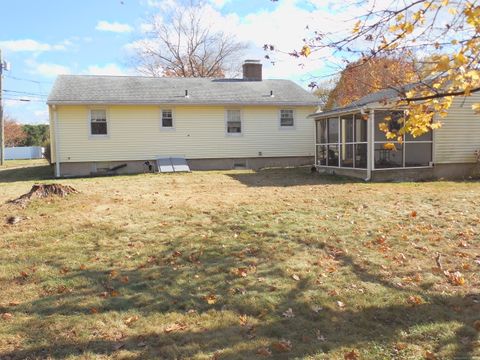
[0,0,350,124]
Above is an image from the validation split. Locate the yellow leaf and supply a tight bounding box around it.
[472,103,480,114]
[435,55,450,71]
[301,45,311,57]
[205,294,217,304]
[352,20,361,34]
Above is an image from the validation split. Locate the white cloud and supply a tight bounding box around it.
[26,59,71,78]
[84,63,130,76]
[96,20,133,33]
[0,39,67,53]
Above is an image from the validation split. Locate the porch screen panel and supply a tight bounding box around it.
[374,110,432,169]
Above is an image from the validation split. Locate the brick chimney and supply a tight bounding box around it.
[242,60,262,81]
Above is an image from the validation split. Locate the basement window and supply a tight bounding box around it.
[161,109,174,128]
[90,109,108,136]
[226,109,242,135]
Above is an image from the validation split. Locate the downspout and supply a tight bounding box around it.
[365,108,374,182]
[53,105,61,178]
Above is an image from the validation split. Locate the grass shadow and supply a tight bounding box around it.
[0,164,53,183]
[228,167,356,187]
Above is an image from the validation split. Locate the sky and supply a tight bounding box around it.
[0,0,358,124]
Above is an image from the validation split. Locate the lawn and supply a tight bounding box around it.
[0,164,479,359]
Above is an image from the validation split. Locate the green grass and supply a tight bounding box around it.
[0,165,479,359]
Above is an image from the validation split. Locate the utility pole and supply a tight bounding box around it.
[0,48,4,166]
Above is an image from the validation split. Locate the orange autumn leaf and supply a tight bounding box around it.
[256,347,272,357]
[344,349,360,360]
[473,320,480,331]
[407,295,424,305]
[272,340,292,353]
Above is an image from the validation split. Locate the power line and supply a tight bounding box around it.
[3,97,46,103]
[3,89,48,97]
[5,74,53,84]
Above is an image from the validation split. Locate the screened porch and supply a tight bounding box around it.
[315,110,433,172]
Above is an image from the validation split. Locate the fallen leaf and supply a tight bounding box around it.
[282,308,295,318]
[292,274,300,281]
[8,301,20,306]
[205,294,217,304]
[79,264,87,270]
[120,276,129,284]
[164,322,187,333]
[1,313,13,321]
[344,349,360,359]
[336,301,346,308]
[124,315,139,325]
[410,210,417,218]
[272,340,292,352]
[425,350,437,360]
[90,308,98,314]
[407,295,424,305]
[110,290,120,297]
[473,320,480,331]
[235,267,248,277]
[446,271,465,286]
[239,314,248,326]
[256,347,272,357]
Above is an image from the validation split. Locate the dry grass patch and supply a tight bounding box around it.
[0,166,479,359]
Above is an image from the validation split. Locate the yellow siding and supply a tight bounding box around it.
[434,93,480,164]
[55,105,315,162]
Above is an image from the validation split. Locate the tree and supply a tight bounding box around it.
[313,77,338,111]
[326,56,417,109]
[268,0,480,139]
[4,115,27,147]
[21,124,49,147]
[133,1,247,78]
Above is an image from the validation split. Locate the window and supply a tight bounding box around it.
[226,110,242,134]
[162,109,173,128]
[90,109,107,135]
[280,109,294,127]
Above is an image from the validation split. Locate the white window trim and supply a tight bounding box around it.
[279,109,296,129]
[88,107,110,139]
[225,108,243,136]
[160,107,176,131]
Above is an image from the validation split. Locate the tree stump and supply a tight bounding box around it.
[8,184,78,207]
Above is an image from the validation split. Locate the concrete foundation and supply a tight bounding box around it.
[316,163,480,182]
[58,156,314,177]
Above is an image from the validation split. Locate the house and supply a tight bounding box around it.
[311,87,480,181]
[47,60,319,177]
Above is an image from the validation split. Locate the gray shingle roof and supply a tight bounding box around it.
[47,75,319,106]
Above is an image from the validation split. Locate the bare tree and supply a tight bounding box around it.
[133,1,247,78]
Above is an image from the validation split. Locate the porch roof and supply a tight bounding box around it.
[309,83,418,119]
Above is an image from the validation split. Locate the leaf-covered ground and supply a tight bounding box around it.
[0,164,479,359]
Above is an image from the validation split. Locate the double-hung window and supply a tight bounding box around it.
[90,109,107,136]
[280,109,294,127]
[161,109,174,128]
[226,110,242,134]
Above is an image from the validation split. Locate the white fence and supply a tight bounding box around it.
[5,146,44,160]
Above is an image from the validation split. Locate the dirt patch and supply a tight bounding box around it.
[8,184,78,207]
